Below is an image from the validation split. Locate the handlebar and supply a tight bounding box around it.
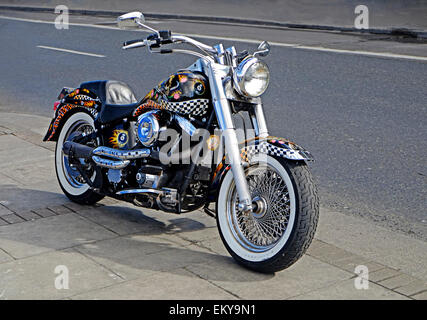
[121,31,216,57]
[122,39,146,50]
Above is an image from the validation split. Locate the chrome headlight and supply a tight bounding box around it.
[233,57,270,97]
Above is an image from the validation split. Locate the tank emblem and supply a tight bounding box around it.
[109,129,128,148]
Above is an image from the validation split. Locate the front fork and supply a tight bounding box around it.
[205,60,269,212]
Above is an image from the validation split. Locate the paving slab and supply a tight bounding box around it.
[306,239,354,264]
[71,268,236,300]
[378,274,420,290]
[0,249,123,299]
[14,210,42,221]
[75,235,223,281]
[412,291,427,300]
[395,281,427,297]
[331,255,386,273]
[317,207,427,280]
[0,249,13,264]
[368,267,402,283]
[0,112,50,138]
[0,135,51,169]
[0,204,13,217]
[193,236,230,257]
[47,205,73,215]
[130,206,217,232]
[31,208,56,218]
[185,254,352,300]
[0,213,117,259]
[0,157,56,186]
[0,183,68,212]
[174,225,219,244]
[76,206,166,236]
[0,172,19,186]
[290,279,409,300]
[1,214,25,224]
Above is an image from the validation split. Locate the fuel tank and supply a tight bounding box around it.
[133,70,212,120]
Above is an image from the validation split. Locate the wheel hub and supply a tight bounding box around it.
[252,196,268,218]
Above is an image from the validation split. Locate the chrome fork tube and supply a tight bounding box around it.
[253,103,269,138]
[204,60,253,212]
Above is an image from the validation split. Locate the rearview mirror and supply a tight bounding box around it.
[117,11,145,29]
[254,41,271,57]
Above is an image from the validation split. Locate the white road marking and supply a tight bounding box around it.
[37,45,106,57]
[1,14,427,62]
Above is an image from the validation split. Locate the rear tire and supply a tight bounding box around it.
[216,155,319,273]
[55,111,104,205]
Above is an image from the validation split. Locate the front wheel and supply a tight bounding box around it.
[216,155,319,273]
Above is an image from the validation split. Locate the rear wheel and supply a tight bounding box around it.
[216,155,319,273]
[55,111,104,205]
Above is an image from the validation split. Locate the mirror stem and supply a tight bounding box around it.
[136,21,160,36]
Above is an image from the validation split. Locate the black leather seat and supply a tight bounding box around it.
[80,80,138,123]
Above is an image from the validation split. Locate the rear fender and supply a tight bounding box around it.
[43,87,101,141]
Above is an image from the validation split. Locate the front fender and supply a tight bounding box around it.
[240,136,314,163]
[208,136,313,200]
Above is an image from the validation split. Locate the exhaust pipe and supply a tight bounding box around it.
[63,141,94,159]
[92,156,130,169]
[62,142,150,169]
[116,188,164,196]
[92,146,150,160]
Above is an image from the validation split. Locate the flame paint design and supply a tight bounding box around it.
[109,129,128,149]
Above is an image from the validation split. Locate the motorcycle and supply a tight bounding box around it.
[43,12,319,273]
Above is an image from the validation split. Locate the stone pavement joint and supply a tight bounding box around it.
[15,210,42,221]
[1,213,25,224]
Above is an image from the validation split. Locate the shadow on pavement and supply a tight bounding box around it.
[0,186,274,283]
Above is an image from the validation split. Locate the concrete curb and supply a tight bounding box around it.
[1,5,427,39]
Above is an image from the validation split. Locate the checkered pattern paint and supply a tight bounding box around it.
[240,141,312,162]
[164,99,209,116]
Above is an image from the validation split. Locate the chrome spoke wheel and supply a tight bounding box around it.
[227,163,291,253]
[62,120,94,188]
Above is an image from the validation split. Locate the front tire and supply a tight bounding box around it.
[216,155,319,273]
[55,111,104,205]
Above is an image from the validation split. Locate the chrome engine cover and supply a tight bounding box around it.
[137,110,160,147]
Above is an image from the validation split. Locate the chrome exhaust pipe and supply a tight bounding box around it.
[116,189,164,196]
[63,142,150,169]
[92,146,150,160]
[92,156,130,169]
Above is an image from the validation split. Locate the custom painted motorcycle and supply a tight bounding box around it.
[43,12,319,273]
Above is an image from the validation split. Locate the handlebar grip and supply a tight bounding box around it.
[160,49,173,54]
[123,39,145,47]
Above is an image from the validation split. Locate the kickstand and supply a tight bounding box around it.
[203,204,216,218]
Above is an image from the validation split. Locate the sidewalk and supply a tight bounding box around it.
[1,0,427,35]
[0,111,426,300]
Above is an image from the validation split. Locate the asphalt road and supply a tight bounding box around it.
[0,13,426,240]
